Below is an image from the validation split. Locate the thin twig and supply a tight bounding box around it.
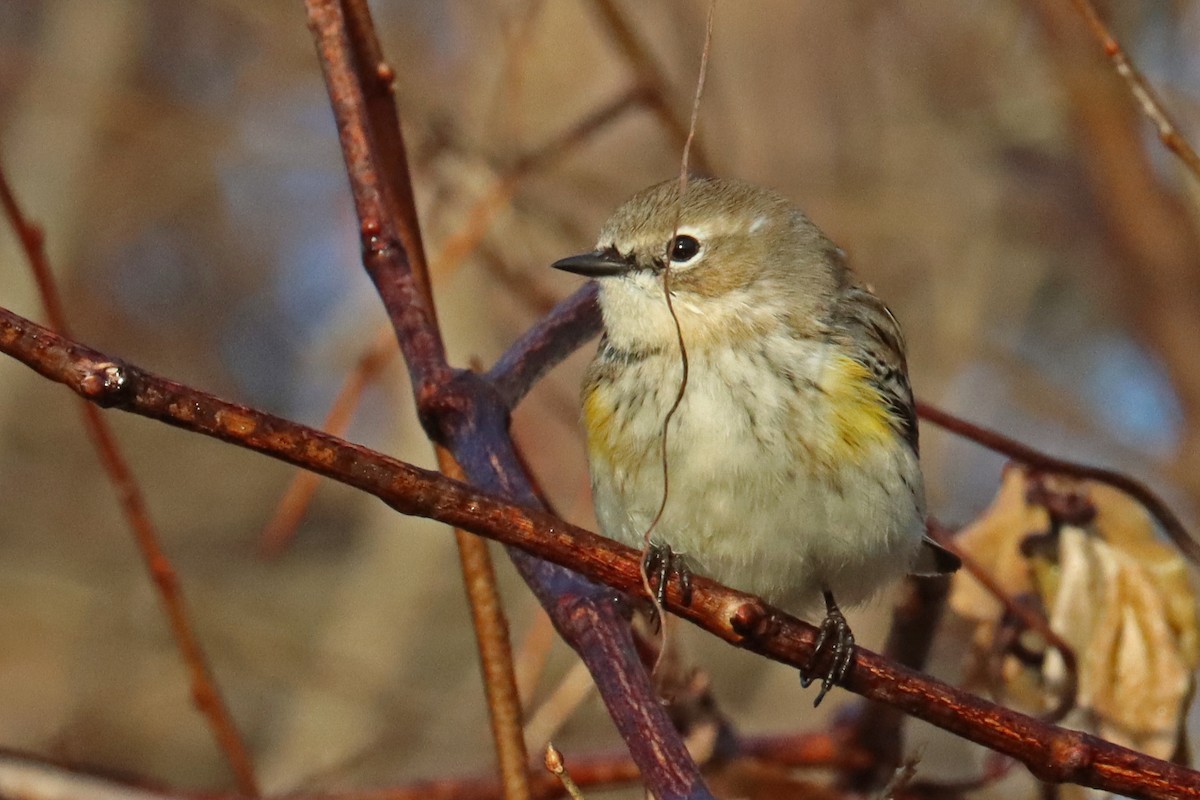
[1064,0,1200,180]
[522,661,596,754]
[927,522,1078,724]
[588,0,712,174]
[3,308,1199,800]
[442,453,531,800]
[513,610,556,705]
[431,86,648,284]
[543,745,585,800]
[0,168,261,797]
[917,400,1200,564]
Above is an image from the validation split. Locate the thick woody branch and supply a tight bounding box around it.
[486,284,601,410]
[304,3,708,798]
[1,307,1197,800]
[307,0,448,396]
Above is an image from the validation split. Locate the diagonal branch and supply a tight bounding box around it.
[2,307,1199,800]
[917,401,1199,563]
[2,307,1200,800]
[305,2,710,798]
[1063,0,1200,180]
[0,167,260,797]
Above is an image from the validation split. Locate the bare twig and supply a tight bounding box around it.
[442,453,531,800]
[543,745,585,800]
[0,168,261,797]
[512,611,556,705]
[3,308,1200,800]
[1063,0,1200,180]
[522,662,595,753]
[431,86,648,284]
[917,401,1200,564]
[588,0,712,174]
[927,521,1078,725]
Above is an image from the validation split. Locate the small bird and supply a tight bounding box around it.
[552,177,959,704]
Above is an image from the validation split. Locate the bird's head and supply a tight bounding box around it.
[553,177,844,352]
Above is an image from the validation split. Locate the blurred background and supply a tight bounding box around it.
[1,1,1199,797]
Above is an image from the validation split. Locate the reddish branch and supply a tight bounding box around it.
[917,401,1199,563]
[0,731,861,800]
[1064,0,1200,180]
[305,2,708,798]
[0,171,261,797]
[2,307,1199,800]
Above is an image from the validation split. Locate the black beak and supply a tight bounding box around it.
[550,249,635,277]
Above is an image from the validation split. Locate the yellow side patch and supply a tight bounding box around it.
[583,383,615,460]
[824,354,894,463]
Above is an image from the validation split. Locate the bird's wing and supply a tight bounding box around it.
[835,285,920,455]
[912,535,962,575]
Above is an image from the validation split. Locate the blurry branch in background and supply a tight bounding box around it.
[3,293,1200,798]
[1064,0,1200,179]
[0,729,867,800]
[588,0,713,175]
[1027,0,1200,503]
[442,453,531,800]
[429,85,649,284]
[0,169,262,798]
[259,324,395,556]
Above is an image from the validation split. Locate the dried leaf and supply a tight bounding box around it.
[949,466,1198,761]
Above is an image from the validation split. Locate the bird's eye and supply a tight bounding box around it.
[669,234,702,263]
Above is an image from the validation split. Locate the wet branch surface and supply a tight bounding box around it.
[3,304,1200,800]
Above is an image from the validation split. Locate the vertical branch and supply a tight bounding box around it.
[441,452,532,800]
[306,0,449,396]
[304,2,713,797]
[0,168,261,797]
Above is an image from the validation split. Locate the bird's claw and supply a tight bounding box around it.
[799,591,855,707]
[643,542,694,609]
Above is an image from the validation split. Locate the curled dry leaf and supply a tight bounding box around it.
[949,466,1199,761]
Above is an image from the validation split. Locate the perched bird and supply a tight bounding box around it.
[552,177,959,704]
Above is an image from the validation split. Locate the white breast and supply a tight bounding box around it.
[586,338,925,614]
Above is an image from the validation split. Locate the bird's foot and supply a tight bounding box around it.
[642,542,694,609]
[799,591,855,707]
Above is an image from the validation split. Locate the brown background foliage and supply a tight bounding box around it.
[1,1,1198,796]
